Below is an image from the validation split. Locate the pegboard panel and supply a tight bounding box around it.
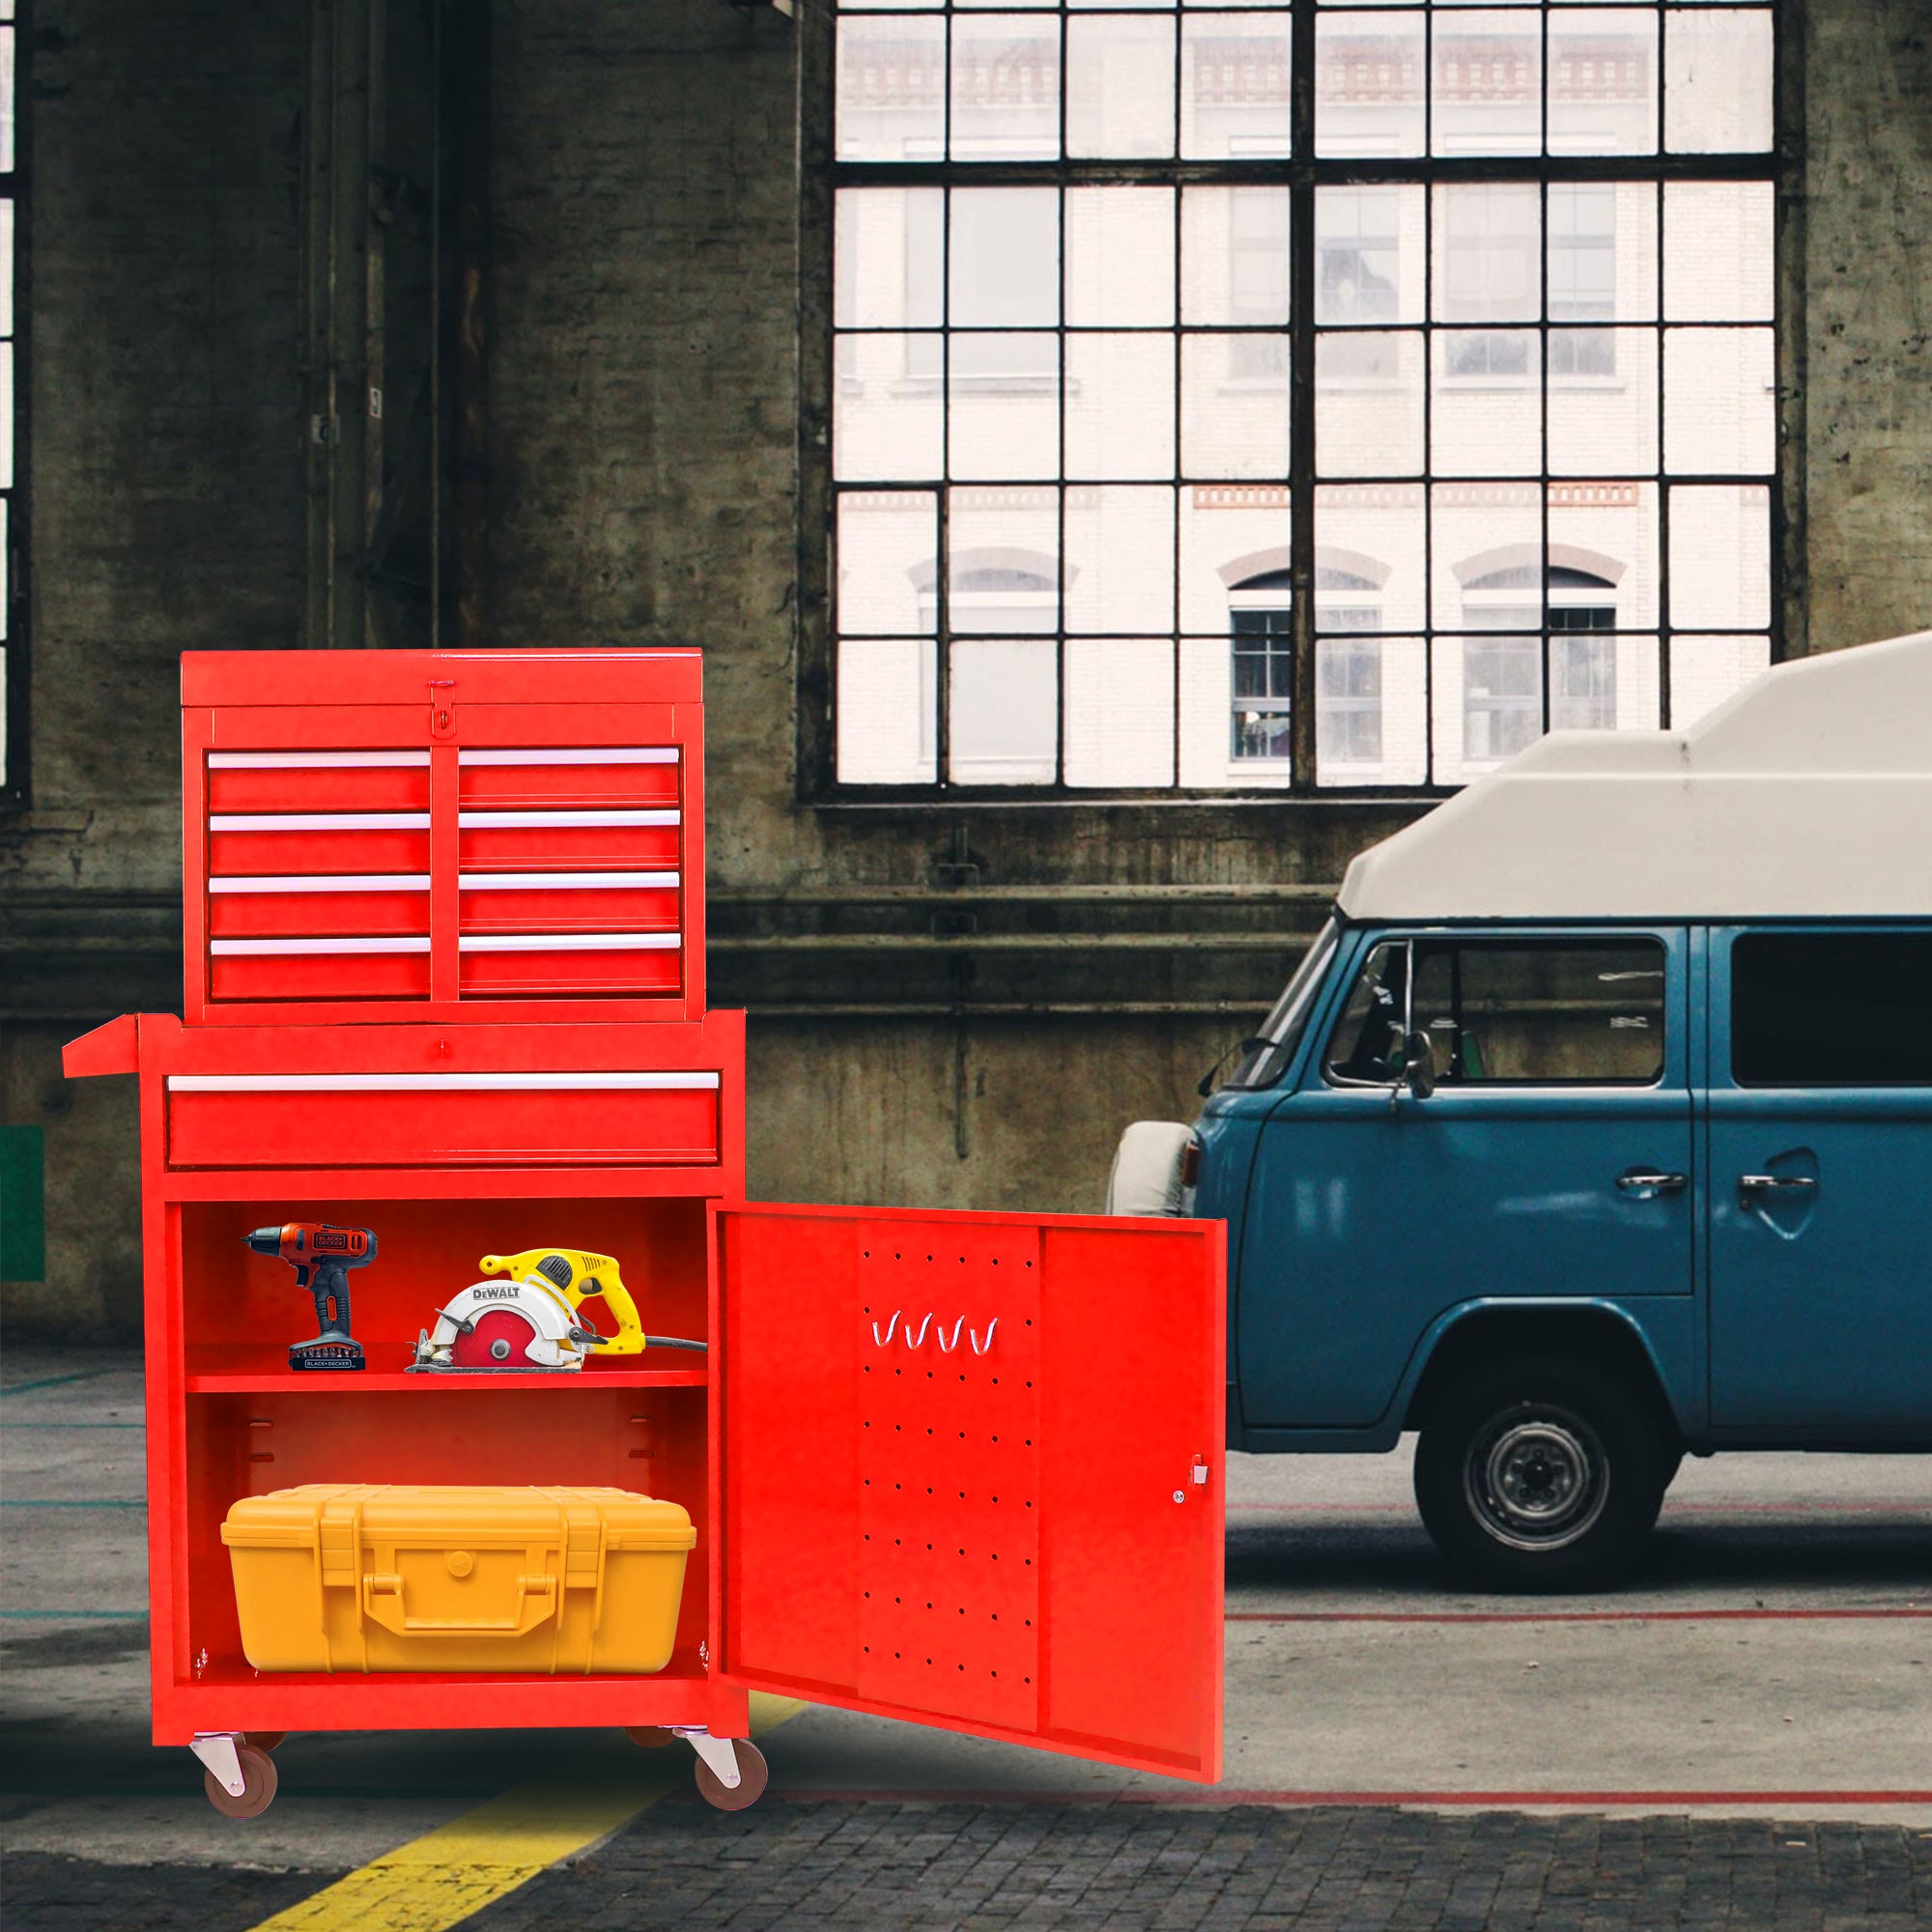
[855,1220,1040,1731]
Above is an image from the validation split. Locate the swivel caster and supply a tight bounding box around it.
[192,1734,278,1820]
[694,1738,768,1812]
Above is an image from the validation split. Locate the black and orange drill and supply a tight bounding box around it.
[244,1223,376,1372]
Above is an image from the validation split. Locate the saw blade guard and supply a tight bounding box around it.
[417,1277,590,1371]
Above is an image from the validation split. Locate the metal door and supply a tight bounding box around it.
[1238,927,1695,1431]
[1708,925,1932,1432]
[714,1202,1225,1782]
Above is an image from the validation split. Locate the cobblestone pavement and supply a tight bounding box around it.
[12,1803,1932,1932]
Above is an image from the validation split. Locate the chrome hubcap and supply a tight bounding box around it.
[1466,1411,1608,1551]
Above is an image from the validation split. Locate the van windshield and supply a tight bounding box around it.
[1226,917,1340,1089]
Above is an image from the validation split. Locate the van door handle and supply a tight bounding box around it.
[1616,1170,1687,1195]
[1739,1173,1817,1208]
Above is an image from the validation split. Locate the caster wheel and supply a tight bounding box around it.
[242,1731,287,1754]
[205,1743,278,1820]
[694,1739,768,1812]
[624,1725,676,1749]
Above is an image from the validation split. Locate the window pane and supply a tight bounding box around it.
[837,187,943,329]
[1182,185,1291,327]
[952,14,1062,159]
[1670,632,1770,729]
[1179,482,1291,632]
[949,187,1059,327]
[1317,484,1427,630]
[950,639,1059,782]
[835,335,945,480]
[1183,334,1292,478]
[1549,480,1660,629]
[1668,484,1770,628]
[839,639,938,783]
[1067,14,1177,157]
[948,337,1061,478]
[1433,482,1540,629]
[838,16,946,161]
[1316,12,1426,157]
[1432,332,1541,477]
[1181,14,1293,158]
[1066,186,1176,327]
[837,491,938,636]
[1433,183,1541,322]
[1431,9,1541,158]
[1179,633,1294,788]
[947,486,1061,631]
[1663,8,1774,154]
[1314,183,1424,326]
[1066,335,1177,481]
[1548,8,1658,156]
[1732,934,1932,1088]
[1317,330,1424,477]
[1065,485,1178,634]
[1316,636,1429,785]
[1663,327,1776,474]
[1065,639,1177,787]
[1663,181,1775,321]
[1548,327,1660,475]
[1411,942,1667,1084]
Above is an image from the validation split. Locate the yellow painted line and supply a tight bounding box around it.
[244,1694,806,1932]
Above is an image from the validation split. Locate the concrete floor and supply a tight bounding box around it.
[7,1345,1932,1889]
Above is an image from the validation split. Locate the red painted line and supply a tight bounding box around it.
[1232,1502,1932,1518]
[1226,1606,1932,1625]
[770,1788,1932,1810]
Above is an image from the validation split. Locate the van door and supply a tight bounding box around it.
[1708,927,1932,1433]
[1237,928,1694,1431]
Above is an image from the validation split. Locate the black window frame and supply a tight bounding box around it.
[0,3,25,811]
[799,0,1804,807]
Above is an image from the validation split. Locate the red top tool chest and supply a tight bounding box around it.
[66,650,1225,1815]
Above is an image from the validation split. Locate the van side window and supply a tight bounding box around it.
[1324,939,1666,1086]
[1732,932,1932,1086]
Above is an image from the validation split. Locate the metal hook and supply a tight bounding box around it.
[934,1316,965,1353]
[870,1311,900,1347]
[969,1318,998,1355]
[902,1313,933,1350]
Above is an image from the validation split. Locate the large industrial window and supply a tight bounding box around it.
[827,0,1783,795]
[0,6,19,804]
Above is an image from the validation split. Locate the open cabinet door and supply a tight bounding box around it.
[713,1203,1225,1782]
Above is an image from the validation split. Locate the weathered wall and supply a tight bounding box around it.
[9,0,1932,1332]
[1802,6,1932,651]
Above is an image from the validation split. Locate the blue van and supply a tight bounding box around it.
[1111,632,1932,1590]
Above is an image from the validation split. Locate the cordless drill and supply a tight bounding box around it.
[245,1223,375,1372]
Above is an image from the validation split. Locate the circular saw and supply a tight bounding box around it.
[408,1271,600,1374]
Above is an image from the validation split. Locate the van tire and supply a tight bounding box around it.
[1413,1355,1671,1592]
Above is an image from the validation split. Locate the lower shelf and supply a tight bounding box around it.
[153,1648,750,1741]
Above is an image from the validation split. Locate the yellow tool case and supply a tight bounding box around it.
[222,1485,696,1675]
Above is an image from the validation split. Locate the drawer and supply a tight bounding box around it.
[209,816,434,876]
[165,1070,723,1168]
[207,752,431,814]
[458,871,679,934]
[457,934,683,998]
[209,876,433,939]
[208,939,434,1003]
[457,747,681,810]
[457,810,680,871]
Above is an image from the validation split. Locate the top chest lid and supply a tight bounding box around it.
[181,650,706,1028]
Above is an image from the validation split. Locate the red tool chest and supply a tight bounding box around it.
[66,649,1225,1817]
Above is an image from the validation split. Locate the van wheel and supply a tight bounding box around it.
[1413,1356,1671,1592]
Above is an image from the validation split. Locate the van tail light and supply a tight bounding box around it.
[1179,1139,1201,1188]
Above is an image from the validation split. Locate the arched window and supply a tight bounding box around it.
[1228,563,1386,764]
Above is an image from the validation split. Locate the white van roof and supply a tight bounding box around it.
[1338,629,1932,922]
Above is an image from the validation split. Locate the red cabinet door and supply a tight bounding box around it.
[713,1203,1225,1783]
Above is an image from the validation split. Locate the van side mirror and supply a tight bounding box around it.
[1197,1037,1274,1098]
[1402,1031,1435,1100]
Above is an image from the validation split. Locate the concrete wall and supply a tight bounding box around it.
[5,0,1932,1334]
